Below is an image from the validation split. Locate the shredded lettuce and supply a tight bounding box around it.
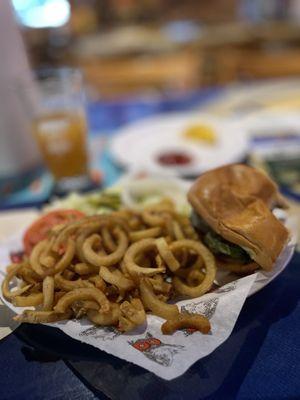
[45,178,191,217]
[44,190,122,215]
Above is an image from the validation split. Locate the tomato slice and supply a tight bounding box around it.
[23,209,85,255]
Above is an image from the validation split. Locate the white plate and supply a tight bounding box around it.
[110,112,250,176]
[240,110,300,137]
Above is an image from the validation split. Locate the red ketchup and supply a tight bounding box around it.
[157,151,192,166]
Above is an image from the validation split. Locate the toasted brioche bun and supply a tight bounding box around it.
[188,164,289,270]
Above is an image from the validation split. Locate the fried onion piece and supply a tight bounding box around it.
[1,263,32,300]
[129,227,162,242]
[156,237,180,272]
[87,303,120,326]
[118,298,146,332]
[42,276,55,311]
[161,313,211,335]
[171,240,216,298]
[83,227,128,267]
[54,273,93,291]
[124,238,165,277]
[139,278,179,320]
[99,266,135,291]
[54,287,110,314]
[12,292,43,307]
[14,310,72,324]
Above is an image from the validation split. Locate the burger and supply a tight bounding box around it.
[188,164,289,271]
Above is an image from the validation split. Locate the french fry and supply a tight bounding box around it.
[161,313,211,335]
[4,204,218,335]
[139,278,179,320]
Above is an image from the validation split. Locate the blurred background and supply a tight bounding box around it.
[0,0,300,213]
[12,0,300,97]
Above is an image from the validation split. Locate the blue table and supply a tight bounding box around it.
[0,90,299,399]
[0,252,299,399]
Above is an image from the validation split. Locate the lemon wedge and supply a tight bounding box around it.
[183,124,217,144]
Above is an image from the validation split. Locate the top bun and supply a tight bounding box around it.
[188,164,289,270]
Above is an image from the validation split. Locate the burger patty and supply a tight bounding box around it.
[190,211,250,263]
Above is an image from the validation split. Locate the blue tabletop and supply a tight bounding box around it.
[0,88,299,399]
[0,252,299,399]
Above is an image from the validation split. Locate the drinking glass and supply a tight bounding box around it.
[32,68,90,193]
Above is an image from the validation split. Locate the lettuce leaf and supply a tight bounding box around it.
[190,212,250,262]
[204,231,250,262]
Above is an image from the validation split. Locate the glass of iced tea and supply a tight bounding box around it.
[32,68,90,193]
